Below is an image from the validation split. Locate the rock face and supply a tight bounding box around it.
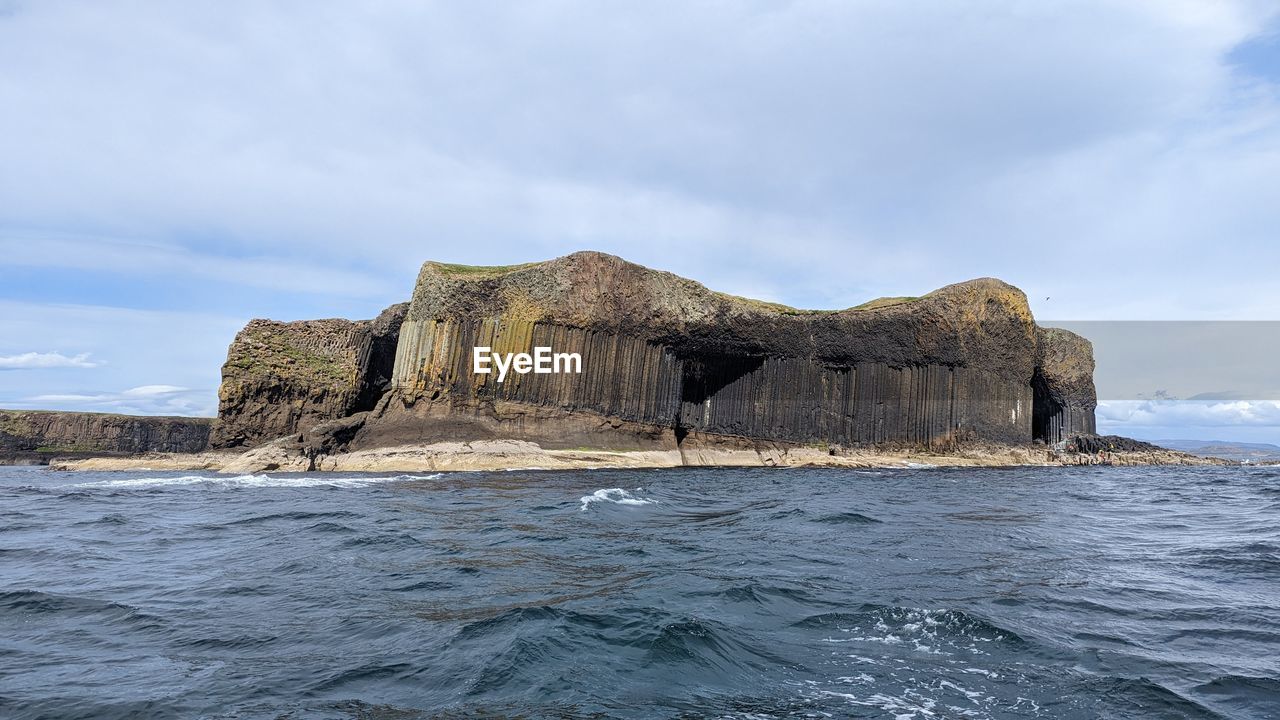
[213,251,1098,453]
[375,252,1097,450]
[210,303,407,448]
[0,410,211,459]
[1033,327,1098,442]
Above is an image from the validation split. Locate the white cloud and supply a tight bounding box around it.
[1,2,1279,418]
[120,384,189,397]
[0,300,241,416]
[1099,399,1280,427]
[21,385,214,417]
[1095,394,1280,440]
[1098,400,1280,443]
[0,351,99,370]
[0,234,388,298]
[0,1,1276,316]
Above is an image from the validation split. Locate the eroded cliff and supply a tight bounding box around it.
[210,303,407,448]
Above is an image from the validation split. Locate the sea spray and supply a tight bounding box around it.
[579,487,656,511]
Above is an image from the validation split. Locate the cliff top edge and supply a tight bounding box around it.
[416,250,1032,320]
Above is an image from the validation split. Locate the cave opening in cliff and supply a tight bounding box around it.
[1031,367,1062,443]
[675,353,767,443]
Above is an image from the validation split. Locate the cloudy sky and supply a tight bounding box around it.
[1,1,1277,441]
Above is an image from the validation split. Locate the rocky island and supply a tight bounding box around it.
[23,251,1219,471]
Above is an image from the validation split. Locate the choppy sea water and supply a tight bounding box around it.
[1,464,1278,720]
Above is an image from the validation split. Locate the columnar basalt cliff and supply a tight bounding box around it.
[0,410,211,460]
[212,251,1098,455]
[210,303,407,448]
[356,252,1098,452]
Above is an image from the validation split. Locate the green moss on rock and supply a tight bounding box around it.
[427,261,541,278]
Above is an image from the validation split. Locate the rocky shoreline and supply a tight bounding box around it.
[48,438,1229,473]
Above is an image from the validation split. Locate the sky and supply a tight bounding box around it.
[1,1,1278,442]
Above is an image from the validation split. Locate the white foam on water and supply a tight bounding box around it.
[72,473,441,489]
[820,690,950,720]
[844,654,886,666]
[578,487,656,511]
[901,462,939,469]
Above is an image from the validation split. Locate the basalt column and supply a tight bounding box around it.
[349,251,1092,450]
[392,317,683,427]
[674,356,1031,447]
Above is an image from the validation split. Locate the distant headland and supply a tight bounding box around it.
[3,251,1222,470]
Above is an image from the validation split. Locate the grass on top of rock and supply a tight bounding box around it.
[0,412,34,437]
[227,329,355,386]
[428,261,541,278]
[849,296,920,311]
[712,291,922,315]
[1,409,208,423]
[711,291,815,315]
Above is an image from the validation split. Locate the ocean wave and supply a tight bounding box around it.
[1193,673,1280,716]
[662,499,781,527]
[71,513,130,526]
[797,606,1026,656]
[1078,675,1219,718]
[817,688,962,718]
[578,487,656,511]
[385,579,455,593]
[4,463,1275,717]
[1176,541,1280,578]
[812,511,882,525]
[70,473,441,490]
[182,633,279,651]
[646,617,748,663]
[340,532,425,548]
[690,583,822,608]
[0,590,165,631]
[225,510,360,526]
[307,661,417,694]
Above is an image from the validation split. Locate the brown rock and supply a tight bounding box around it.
[351,251,1089,451]
[0,410,211,462]
[1033,327,1098,441]
[210,303,407,448]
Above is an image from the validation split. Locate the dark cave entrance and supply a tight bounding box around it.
[673,353,766,445]
[1031,367,1061,443]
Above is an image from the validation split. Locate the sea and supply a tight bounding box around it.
[0,464,1277,719]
